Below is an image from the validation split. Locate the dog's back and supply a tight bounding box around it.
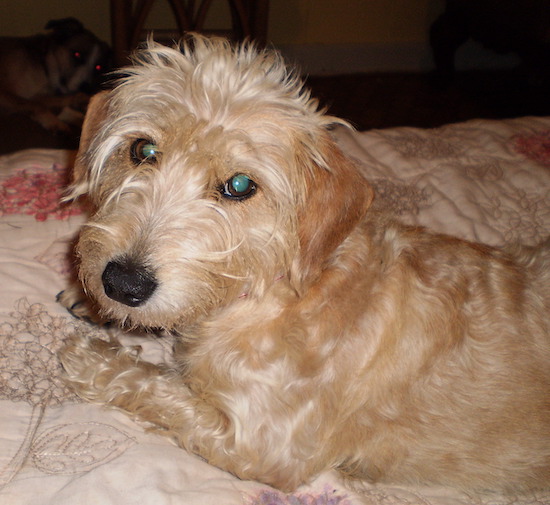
[329,217,550,490]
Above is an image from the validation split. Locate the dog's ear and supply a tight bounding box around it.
[291,134,374,290]
[68,90,110,199]
[45,18,84,41]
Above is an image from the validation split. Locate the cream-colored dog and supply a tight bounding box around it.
[59,35,550,493]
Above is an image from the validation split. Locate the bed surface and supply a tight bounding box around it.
[1,116,549,505]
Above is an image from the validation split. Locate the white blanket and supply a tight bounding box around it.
[1,117,549,505]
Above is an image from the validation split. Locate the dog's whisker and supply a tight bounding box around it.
[218,271,247,282]
[81,221,118,237]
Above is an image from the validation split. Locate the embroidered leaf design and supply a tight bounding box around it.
[31,422,136,474]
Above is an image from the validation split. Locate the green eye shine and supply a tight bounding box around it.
[131,139,159,164]
[222,174,257,200]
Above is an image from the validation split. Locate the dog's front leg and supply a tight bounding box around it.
[59,336,196,434]
[60,335,326,491]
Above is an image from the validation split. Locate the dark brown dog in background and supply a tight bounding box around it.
[0,18,111,133]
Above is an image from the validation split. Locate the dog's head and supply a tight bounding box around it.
[44,17,111,94]
[70,35,373,330]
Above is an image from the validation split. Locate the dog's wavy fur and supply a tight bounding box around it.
[59,35,550,492]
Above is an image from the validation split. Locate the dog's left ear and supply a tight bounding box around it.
[292,133,374,289]
[67,90,110,200]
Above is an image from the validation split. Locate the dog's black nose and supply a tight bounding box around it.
[102,259,157,307]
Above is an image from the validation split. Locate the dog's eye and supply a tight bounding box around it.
[73,51,85,64]
[131,139,159,165]
[221,174,257,200]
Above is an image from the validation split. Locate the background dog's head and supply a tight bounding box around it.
[44,17,112,95]
[69,35,372,330]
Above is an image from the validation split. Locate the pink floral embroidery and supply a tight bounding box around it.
[512,130,550,168]
[0,164,81,221]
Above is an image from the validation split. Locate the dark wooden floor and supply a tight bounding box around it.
[1,68,549,155]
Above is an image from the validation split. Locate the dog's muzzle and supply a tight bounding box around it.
[102,258,158,307]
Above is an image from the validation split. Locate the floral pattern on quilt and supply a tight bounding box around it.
[0,299,77,406]
[0,164,81,221]
[0,299,140,487]
[334,117,550,247]
[513,130,550,168]
[370,178,432,216]
[478,189,550,244]
[33,235,78,277]
[380,129,465,160]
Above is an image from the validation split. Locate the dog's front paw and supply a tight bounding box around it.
[57,283,109,326]
[60,335,165,415]
[60,335,117,387]
[59,335,141,402]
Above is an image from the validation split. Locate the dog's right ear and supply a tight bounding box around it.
[68,90,110,199]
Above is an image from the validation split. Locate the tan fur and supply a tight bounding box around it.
[59,35,550,493]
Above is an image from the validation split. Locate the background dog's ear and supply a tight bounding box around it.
[68,90,110,199]
[45,18,84,41]
[292,134,374,290]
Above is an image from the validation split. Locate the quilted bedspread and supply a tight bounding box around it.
[1,116,549,504]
